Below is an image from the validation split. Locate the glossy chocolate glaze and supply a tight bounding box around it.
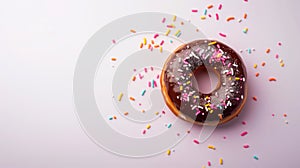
[162,40,247,123]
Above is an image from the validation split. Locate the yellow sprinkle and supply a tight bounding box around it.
[146,124,151,129]
[159,46,163,53]
[208,145,216,150]
[229,77,232,80]
[166,149,171,155]
[219,158,223,165]
[180,86,183,91]
[217,53,222,58]
[172,15,177,22]
[254,64,258,68]
[235,77,240,80]
[280,63,285,67]
[117,93,123,101]
[200,16,206,20]
[174,29,181,36]
[165,29,171,36]
[143,38,147,45]
[202,166,206,168]
[208,41,217,45]
[186,81,191,84]
[155,112,159,115]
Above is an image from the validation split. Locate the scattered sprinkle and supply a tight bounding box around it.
[191,9,198,13]
[193,139,200,144]
[208,41,217,45]
[132,76,136,81]
[139,43,143,48]
[166,149,171,155]
[130,29,136,33]
[252,96,257,101]
[162,17,166,23]
[124,112,129,116]
[219,158,223,165]
[269,77,277,82]
[117,93,123,101]
[129,97,136,101]
[216,13,219,20]
[226,16,235,22]
[208,161,211,166]
[241,131,248,136]
[253,64,258,68]
[207,4,214,9]
[243,144,250,148]
[243,13,248,19]
[112,39,116,44]
[165,29,171,36]
[261,62,266,67]
[219,33,227,37]
[111,57,117,61]
[266,48,271,53]
[141,89,146,96]
[283,113,287,117]
[253,155,259,160]
[200,16,206,20]
[243,27,248,34]
[208,145,216,150]
[172,15,177,22]
[255,72,260,77]
[218,4,223,10]
[167,123,172,128]
[146,124,151,129]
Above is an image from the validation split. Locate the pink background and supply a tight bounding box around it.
[0,0,299,167]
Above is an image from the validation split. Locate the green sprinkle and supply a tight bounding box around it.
[253,155,259,160]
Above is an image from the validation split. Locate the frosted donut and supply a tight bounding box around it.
[161,40,247,125]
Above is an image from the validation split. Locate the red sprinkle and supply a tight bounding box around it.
[216,13,219,20]
[269,77,277,82]
[191,9,198,13]
[193,139,200,144]
[219,33,227,37]
[208,161,211,166]
[218,4,223,10]
[241,131,248,136]
[252,96,257,101]
[243,144,250,148]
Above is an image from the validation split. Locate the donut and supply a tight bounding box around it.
[161,40,247,125]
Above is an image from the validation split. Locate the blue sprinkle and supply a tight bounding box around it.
[253,155,259,160]
[167,123,172,128]
[141,89,146,96]
[204,9,207,15]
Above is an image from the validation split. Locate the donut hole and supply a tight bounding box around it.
[193,67,220,94]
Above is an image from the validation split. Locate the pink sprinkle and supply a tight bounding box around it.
[193,139,200,144]
[144,68,148,73]
[243,144,250,148]
[272,113,275,117]
[162,110,166,114]
[195,111,201,116]
[148,81,151,87]
[223,136,227,139]
[278,42,282,46]
[156,74,160,79]
[191,9,198,13]
[139,73,144,79]
[208,14,212,17]
[154,80,157,87]
[219,33,227,37]
[150,66,154,71]
[160,40,164,46]
[142,130,146,134]
[244,0,248,2]
[162,17,166,23]
[166,25,173,28]
[242,121,247,125]
[241,131,248,136]
[112,39,116,44]
[218,4,223,10]
[154,33,159,39]
[208,161,211,166]
[216,13,219,20]
[133,68,137,72]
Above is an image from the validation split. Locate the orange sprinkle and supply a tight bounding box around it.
[243,13,248,19]
[252,96,257,101]
[207,4,214,9]
[139,43,143,48]
[129,97,135,101]
[148,44,151,49]
[124,112,129,115]
[151,40,155,45]
[261,62,266,67]
[255,72,260,77]
[266,48,271,53]
[132,76,136,81]
[130,29,136,33]
[113,116,117,119]
[269,77,277,82]
[111,57,117,61]
[154,44,160,48]
[226,16,235,22]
